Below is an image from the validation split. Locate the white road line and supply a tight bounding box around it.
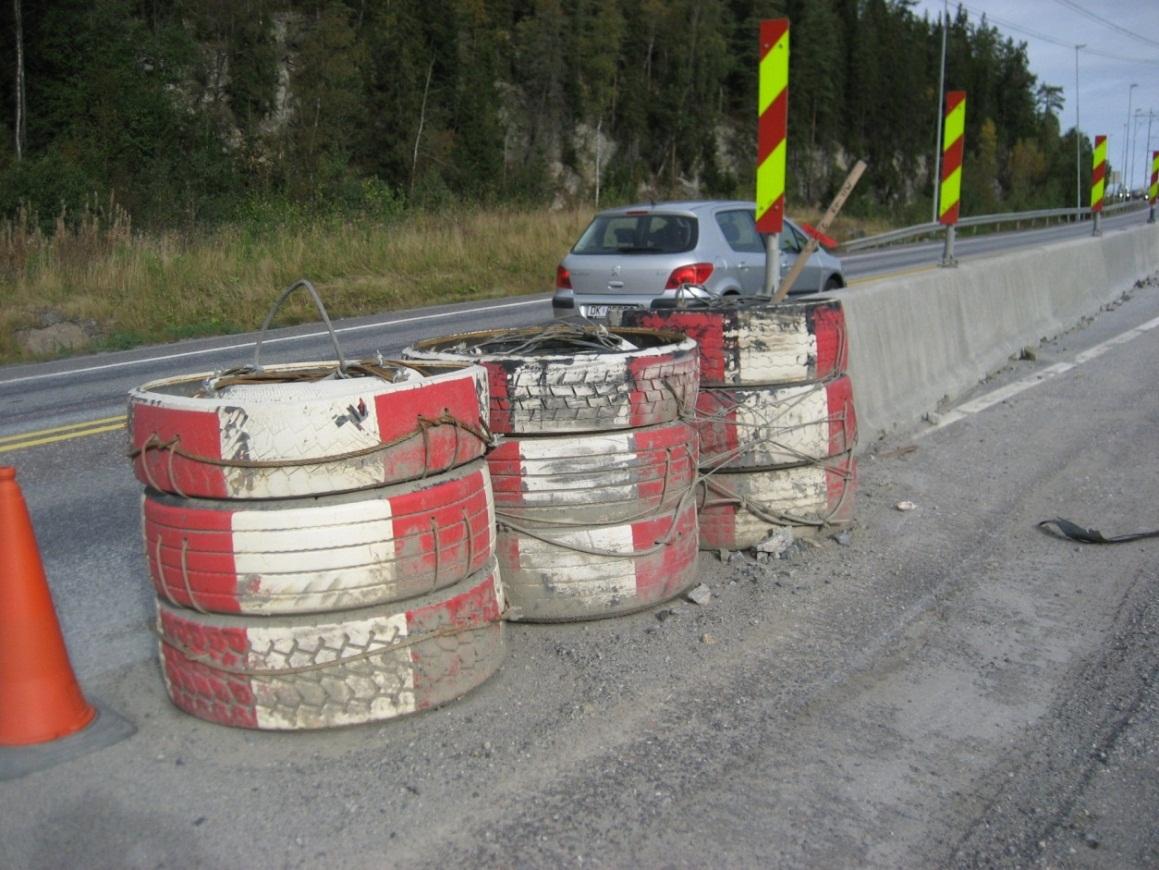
[918,320,1150,438]
[0,297,546,387]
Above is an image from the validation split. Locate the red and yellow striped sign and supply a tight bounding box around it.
[1150,151,1158,205]
[757,19,789,234]
[939,91,966,226]
[1091,135,1106,213]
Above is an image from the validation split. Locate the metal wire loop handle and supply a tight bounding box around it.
[673,282,719,308]
[252,278,348,376]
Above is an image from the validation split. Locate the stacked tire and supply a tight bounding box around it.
[618,300,857,550]
[404,324,702,622]
[127,360,506,730]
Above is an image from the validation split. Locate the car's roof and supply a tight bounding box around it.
[595,199,756,217]
[592,200,802,230]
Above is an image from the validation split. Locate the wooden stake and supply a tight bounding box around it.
[771,160,867,303]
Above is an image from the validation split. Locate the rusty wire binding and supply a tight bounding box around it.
[416,322,689,357]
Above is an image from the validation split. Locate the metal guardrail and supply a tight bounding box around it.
[839,200,1146,253]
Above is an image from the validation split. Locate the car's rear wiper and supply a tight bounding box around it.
[615,245,654,253]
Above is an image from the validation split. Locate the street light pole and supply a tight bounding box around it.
[1131,107,1149,195]
[1124,83,1138,196]
[1145,111,1155,194]
[1075,45,1086,216]
[932,0,948,223]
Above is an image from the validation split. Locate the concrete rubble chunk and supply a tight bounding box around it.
[755,527,795,556]
[685,584,711,606]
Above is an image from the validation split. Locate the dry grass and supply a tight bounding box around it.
[1,206,591,363]
[0,203,886,364]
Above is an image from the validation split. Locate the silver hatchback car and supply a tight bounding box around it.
[552,200,845,320]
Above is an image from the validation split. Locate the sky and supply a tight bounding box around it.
[909,0,1159,194]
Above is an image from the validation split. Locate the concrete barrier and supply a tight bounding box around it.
[838,223,1159,443]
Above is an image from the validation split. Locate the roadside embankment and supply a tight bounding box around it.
[840,223,1159,441]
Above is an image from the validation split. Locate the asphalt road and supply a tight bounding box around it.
[1,214,1156,868]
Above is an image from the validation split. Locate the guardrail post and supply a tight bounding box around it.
[940,225,957,267]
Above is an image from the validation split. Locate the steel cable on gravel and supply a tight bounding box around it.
[1037,518,1159,544]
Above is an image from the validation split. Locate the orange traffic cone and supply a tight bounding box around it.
[0,465,96,745]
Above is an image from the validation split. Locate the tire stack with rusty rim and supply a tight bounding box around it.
[127,282,506,730]
[617,298,857,550]
[403,322,702,622]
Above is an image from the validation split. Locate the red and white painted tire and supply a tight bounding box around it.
[498,496,699,622]
[695,375,857,471]
[403,327,699,434]
[488,420,698,526]
[143,461,495,615]
[696,455,857,551]
[156,560,505,730]
[128,361,489,499]
[616,300,848,386]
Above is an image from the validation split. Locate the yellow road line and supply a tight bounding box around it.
[0,414,128,445]
[0,419,127,454]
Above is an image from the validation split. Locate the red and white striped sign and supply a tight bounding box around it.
[697,455,856,551]
[129,364,489,499]
[157,562,505,730]
[144,461,495,614]
[498,496,699,622]
[696,375,856,471]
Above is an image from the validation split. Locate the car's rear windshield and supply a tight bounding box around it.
[572,214,698,255]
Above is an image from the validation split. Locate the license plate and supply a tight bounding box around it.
[582,304,638,320]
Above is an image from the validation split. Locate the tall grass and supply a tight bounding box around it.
[0,204,590,363]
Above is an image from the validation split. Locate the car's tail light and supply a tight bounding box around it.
[555,264,572,289]
[664,263,714,289]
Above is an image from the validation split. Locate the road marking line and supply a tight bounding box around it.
[0,298,547,387]
[0,415,128,444]
[0,422,126,454]
[918,320,1149,438]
